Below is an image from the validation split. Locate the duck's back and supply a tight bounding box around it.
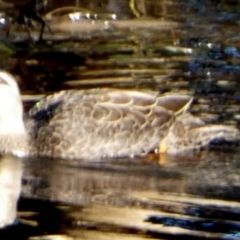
[26,89,191,160]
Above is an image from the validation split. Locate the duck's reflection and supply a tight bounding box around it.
[0,147,236,229]
[20,148,240,207]
[0,155,22,228]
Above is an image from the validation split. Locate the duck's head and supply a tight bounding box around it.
[0,71,25,135]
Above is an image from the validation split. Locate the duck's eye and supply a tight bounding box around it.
[0,77,8,85]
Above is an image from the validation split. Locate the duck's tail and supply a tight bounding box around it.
[159,113,240,154]
[189,124,240,146]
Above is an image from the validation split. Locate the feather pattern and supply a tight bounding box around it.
[0,71,238,160]
[27,89,190,159]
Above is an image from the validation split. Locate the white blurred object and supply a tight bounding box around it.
[0,156,22,227]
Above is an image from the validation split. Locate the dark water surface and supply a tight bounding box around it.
[1,0,240,239]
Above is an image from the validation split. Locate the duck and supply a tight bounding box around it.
[0,71,239,160]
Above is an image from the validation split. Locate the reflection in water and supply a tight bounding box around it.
[18,149,240,239]
[22,148,240,205]
[0,155,22,228]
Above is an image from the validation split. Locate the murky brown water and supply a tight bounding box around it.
[1,0,240,239]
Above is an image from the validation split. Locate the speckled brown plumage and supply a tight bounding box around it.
[26,89,192,160]
[0,71,239,160]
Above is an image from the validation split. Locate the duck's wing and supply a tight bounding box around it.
[156,95,193,115]
[28,88,193,119]
[101,90,193,115]
[160,113,240,154]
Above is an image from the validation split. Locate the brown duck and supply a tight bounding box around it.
[0,71,238,160]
